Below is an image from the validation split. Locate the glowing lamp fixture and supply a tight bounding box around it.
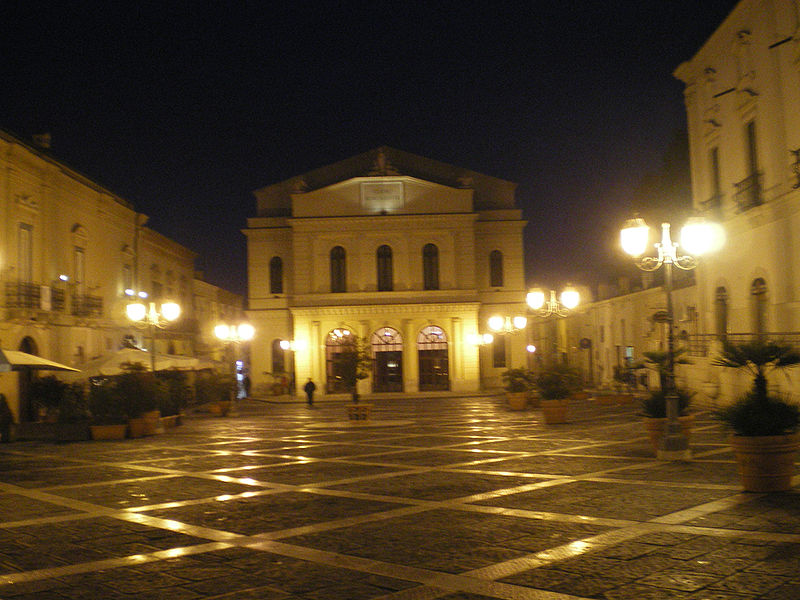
[215,323,255,342]
[467,333,494,346]
[487,315,527,334]
[527,287,579,317]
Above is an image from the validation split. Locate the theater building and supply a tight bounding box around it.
[244,147,528,397]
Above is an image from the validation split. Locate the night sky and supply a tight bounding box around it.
[2,1,739,297]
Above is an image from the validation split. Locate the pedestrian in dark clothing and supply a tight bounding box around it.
[0,394,13,442]
[303,378,316,407]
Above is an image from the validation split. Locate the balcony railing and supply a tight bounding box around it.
[686,332,800,357]
[4,281,65,311]
[734,172,762,212]
[700,193,723,220]
[71,293,103,317]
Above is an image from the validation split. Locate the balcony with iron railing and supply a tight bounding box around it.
[4,281,65,311]
[734,172,762,212]
[71,293,103,317]
[700,193,724,220]
[686,332,800,357]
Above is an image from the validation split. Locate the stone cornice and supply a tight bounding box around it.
[290,302,481,317]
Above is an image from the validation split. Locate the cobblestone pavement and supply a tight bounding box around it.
[0,396,798,599]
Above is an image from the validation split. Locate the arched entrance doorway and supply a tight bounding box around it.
[418,325,449,391]
[371,327,403,392]
[18,336,38,422]
[325,328,355,393]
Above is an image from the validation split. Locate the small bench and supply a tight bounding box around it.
[347,404,373,420]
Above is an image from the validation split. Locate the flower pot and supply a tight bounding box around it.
[730,433,800,492]
[506,391,528,411]
[643,414,695,455]
[127,417,148,438]
[541,399,570,424]
[91,423,128,440]
[527,391,541,408]
[142,410,162,434]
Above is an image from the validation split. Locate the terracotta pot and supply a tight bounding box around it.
[506,391,528,411]
[730,433,800,492]
[90,424,128,441]
[127,417,148,438]
[643,414,695,455]
[541,398,570,424]
[142,410,162,434]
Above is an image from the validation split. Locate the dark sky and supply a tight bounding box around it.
[2,1,739,297]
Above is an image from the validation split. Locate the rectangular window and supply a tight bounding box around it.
[492,337,506,368]
[122,264,133,291]
[709,147,721,197]
[745,120,758,175]
[17,223,33,282]
[73,246,85,293]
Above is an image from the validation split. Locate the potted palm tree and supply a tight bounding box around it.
[535,364,581,424]
[713,340,800,492]
[501,368,534,410]
[640,389,695,455]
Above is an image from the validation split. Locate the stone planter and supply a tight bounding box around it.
[730,433,800,492]
[347,404,372,420]
[127,417,148,438]
[541,399,570,424]
[506,392,528,411]
[209,400,232,416]
[642,414,695,455]
[160,415,179,429]
[90,423,128,440]
[142,410,162,435]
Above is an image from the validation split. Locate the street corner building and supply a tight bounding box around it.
[244,147,529,397]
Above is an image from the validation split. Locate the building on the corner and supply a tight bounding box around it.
[0,129,197,421]
[546,0,800,405]
[244,147,528,397]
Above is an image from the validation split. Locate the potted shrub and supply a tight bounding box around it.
[713,340,800,492]
[29,375,68,422]
[535,364,581,424]
[88,381,129,440]
[502,368,534,410]
[157,370,192,427]
[640,389,695,455]
[115,364,164,436]
[339,336,373,419]
[196,371,236,416]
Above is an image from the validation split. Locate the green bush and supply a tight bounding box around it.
[57,383,90,423]
[535,365,582,400]
[157,370,192,416]
[30,375,68,412]
[195,371,235,404]
[640,389,693,418]
[501,368,534,393]
[114,364,166,417]
[717,393,800,436]
[88,382,128,425]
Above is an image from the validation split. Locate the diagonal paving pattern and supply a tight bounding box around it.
[0,396,798,599]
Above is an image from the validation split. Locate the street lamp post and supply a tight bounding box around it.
[125,294,181,372]
[620,217,723,461]
[215,323,255,405]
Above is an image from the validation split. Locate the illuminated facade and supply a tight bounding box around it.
[0,129,196,421]
[244,147,528,397]
[550,0,800,404]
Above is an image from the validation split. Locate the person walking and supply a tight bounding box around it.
[303,378,316,407]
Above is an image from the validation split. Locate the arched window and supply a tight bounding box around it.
[330,246,346,293]
[371,327,403,392]
[750,278,768,335]
[423,243,439,290]
[714,286,728,340]
[269,256,283,294]
[417,325,450,391]
[377,245,393,291]
[489,250,504,287]
[325,327,356,392]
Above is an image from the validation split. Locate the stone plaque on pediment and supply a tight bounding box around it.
[361,181,404,212]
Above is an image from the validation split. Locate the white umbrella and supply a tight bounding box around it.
[81,348,199,376]
[0,349,80,372]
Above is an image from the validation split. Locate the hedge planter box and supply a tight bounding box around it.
[347,404,372,420]
[209,400,232,416]
[90,423,128,441]
[506,392,528,411]
[730,433,800,492]
[643,414,695,456]
[541,399,570,424]
[14,421,91,442]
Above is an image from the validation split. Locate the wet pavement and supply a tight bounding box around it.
[0,396,798,599]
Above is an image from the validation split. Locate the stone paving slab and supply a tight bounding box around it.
[0,397,796,599]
